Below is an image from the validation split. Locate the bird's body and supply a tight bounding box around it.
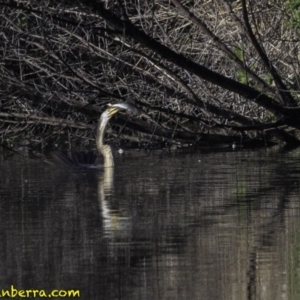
[50,103,138,168]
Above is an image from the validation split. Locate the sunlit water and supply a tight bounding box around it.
[1,147,300,299]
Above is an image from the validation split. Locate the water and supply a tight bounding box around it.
[1,147,300,299]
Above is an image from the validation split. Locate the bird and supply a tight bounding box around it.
[50,103,139,168]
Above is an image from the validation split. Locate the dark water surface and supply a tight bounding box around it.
[1,147,300,299]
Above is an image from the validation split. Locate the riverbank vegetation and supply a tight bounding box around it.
[1,0,300,152]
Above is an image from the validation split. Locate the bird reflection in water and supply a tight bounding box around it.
[98,164,133,240]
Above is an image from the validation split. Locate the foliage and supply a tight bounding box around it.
[1,0,300,150]
[286,0,300,32]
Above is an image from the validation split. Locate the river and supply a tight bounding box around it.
[1,146,300,299]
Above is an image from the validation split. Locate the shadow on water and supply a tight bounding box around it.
[1,147,300,299]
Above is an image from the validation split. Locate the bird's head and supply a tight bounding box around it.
[101,103,138,123]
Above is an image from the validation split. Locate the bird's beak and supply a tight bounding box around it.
[108,103,140,116]
[106,106,120,118]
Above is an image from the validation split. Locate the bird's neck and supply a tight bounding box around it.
[96,113,115,167]
[99,145,114,167]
